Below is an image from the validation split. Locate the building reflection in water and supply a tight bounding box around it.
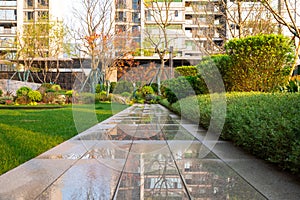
[37,105,265,200]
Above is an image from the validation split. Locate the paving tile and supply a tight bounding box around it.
[0,159,75,199]
[36,159,122,200]
[1,104,300,200]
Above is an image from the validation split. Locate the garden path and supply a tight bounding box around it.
[0,104,299,199]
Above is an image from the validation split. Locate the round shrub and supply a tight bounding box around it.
[28,90,42,102]
[16,86,32,97]
[113,81,134,94]
[141,85,154,97]
[225,34,294,92]
[110,82,117,93]
[65,90,73,97]
[0,96,13,104]
[41,83,53,89]
[42,92,56,104]
[121,92,131,98]
[51,84,61,91]
[150,83,159,94]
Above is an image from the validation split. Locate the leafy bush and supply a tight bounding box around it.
[282,80,300,92]
[16,86,32,97]
[162,76,205,104]
[110,82,117,93]
[175,66,197,77]
[0,96,13,105]
[197,55,232,92]
[51,84,61,91]
[150,83,159,94]
[168,92,300,174]
[225,34,294,92]
[42,92,56,104]
[0,89,3,97]
[141,85,154,97]
[113,81,134,94]
[95,91,112,102]
[78,93,95,104]
[121,92,132,97]
[65,90,74,97]
[41,83,53,89]
[28,91,42,102]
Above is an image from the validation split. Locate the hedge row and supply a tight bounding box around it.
[166,92,300,174]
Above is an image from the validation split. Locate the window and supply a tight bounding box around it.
[38,11,49,20]
[25,12,34,21]
[26,0,33,7]
[38,0,48,7]
[0,10,16,21]
[175,10,178,17]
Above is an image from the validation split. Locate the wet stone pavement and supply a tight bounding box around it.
[0,104,299,199]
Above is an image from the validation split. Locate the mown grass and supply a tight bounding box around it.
[0,103,128,175]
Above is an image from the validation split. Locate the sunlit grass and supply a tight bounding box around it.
[0,103,128,175]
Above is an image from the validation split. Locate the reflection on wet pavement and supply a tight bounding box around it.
[0,104,267,199]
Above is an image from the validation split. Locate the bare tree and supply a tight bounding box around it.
[71,0,136,93]
[15,16,66,83]
[143,0,184,95]
[260,0,300,79]
[69,0,112,92]
[190,0,277,55]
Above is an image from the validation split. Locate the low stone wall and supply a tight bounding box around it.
[0,80,41,96]
[0,72,85,90]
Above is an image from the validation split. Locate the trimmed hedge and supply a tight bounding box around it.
[175,66,197,77]
[167,92,300,174]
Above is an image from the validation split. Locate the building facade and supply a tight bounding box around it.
[114,0,300,60]
[0,0,63,60]
[114,0,226,59]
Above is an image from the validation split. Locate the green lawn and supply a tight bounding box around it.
[0,103,128,175]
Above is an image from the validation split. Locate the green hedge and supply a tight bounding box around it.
[175,66,197,77]
[167,92,300,174]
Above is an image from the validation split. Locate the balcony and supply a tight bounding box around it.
[0,28,16,35]
[0,0,17,7]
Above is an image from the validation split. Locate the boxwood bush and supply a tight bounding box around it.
[168,92,300,174]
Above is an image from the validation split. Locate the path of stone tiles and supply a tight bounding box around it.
[0,104,287,199]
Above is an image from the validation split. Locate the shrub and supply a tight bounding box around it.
[121,92,132,97]
[110,82,117,93]
[225,34,294,92]
[51,84,61,91]
[42,92,56,104]
[78,93,95,104]
[175,66,197,77]
[96,84,107,93]
[41,83,53,89]
[28,91,42,102]
[95,91,112,102]
[0,96,13,105]
[169,92,300,174]
[0,89,3,97]
[150,83,159,94]
[113,81,134,94]
[197,55,232,92]
[16,86,32,97]
[162,76,202,103]
[65,90,74,97]
[141,85,154,97]
[16,96,29,105]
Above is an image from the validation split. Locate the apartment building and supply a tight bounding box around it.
[114,0,300,60]
[114,0,225,59]
[0,0,62,60]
